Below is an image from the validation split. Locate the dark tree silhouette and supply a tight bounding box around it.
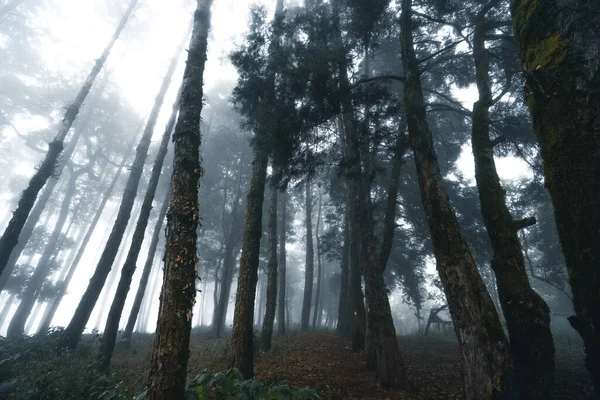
[260,186,277,350]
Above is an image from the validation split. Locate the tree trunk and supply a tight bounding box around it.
[511,0,600,395]
[121,190,169,343]
[300,179,314,331]
[146,1,212,397]
[348,207,366,352]
[24,301,43,333]
[261,186,277,350]
[472,3,555,398]
[336,215,351,338]
[212,161,245,337]
[36,125,141,335]
[0,0,138,279]
[7,171,79,338]
[400,1,515,398]
[277,188,287,334]
[312,192,322,329]
[0,293,15,328]
[98,46,187,370]
[333,0,407,388]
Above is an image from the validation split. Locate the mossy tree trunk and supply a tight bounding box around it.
[145,1,213,398]
[0,0,138,279]
[511,0,600,394]
[261,186,278,350]
[400,0,516,398]
[472,2,555,398]
[300,178,314,331]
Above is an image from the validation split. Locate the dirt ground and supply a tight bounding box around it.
[111,331,596,399]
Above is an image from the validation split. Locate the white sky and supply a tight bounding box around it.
[0,0,533,335]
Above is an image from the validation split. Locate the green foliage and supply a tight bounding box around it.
[0,329,127,400]
[183,368,321,400]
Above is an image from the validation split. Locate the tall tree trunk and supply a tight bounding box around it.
[300,179,314,331]
[121,190,169,344]
[146,1,212,397]
[277,188,287,334]
[0,293,15,328]
[230,0,284,379]
[0,0,138,279]
[7,170,80,338]
[261,186,278,350]
[60,39,181,351]
[37,128,141,334]
[98,56,187,371]
[400,0,515,398]
[511,1,600,394]
[472,3,555,398]
[348,206,366,352]
[332,0,407,388]
[336,215,350,337]
[0,74,115,292]
[212,161,245,337]
[138,254,161,333]
[312,192,322,329]
[24,301,43,333]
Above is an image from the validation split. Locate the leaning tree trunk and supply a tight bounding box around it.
[277,188,287,334]
[0,74,114,292]
[336,215,351,338]
[98,52,187,370]
[0,0,138,279]
[312,192,322,329]
[400,0,515,398]
[121,190,169,344]
[300,179,314,331]
[472,3,555,398]
[261,186,278,350]
[212,161,245,337]
[146,1,213,398]
[6,169,81,338]
[511,0,600,395]
[36,124,142,334]
[230,0,284,379]
[0,292,16,328]
[59,19,180,351]
[333,0,407,388]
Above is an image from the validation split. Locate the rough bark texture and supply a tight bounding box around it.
[261,187,278,350]
[348,205,366,353]
[6,169,81,338]
[212,162,245,337]
[277,189,287,334]
[472,3,555,398]
[400,0,515,398]
[122,190,169,343]
[336,215,351,338]
[312,192,323,329]
[511,0,600,395]
[230,150,269,378]
[0,0,138,279]
[333,0,407,388]
[300,179,314,331]
[98,61,186,370]
[145,2,212,398]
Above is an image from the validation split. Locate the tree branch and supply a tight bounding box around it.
[514,217,537,230]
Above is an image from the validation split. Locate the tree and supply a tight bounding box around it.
[400,0,516,397]
[511,1,600,394]
[0,0,139,279]
[312,190,322,328]
[260,186,278,350]
[59,16,182,350]
[336,215,350,337]
[469,1,555,397]
[277,188,287,334]
[300,179,314,331]
[145,0,213,397]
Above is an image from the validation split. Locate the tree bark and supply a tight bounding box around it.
[300,179,314,331]
[98,49,187,370]
[336,215,351,338]
[121,190,169,343]
[400,0,516,398]
[261,186,277,350]
[277,188,287,334]
[145,1,212,397]
[0,292,16,328]
[0,0,138,279]
[511,0,600,395]
[472,3,555,398]
[60,14,180,350]
[312,191,322,329]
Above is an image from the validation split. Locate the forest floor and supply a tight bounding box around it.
[111,330,596,399]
